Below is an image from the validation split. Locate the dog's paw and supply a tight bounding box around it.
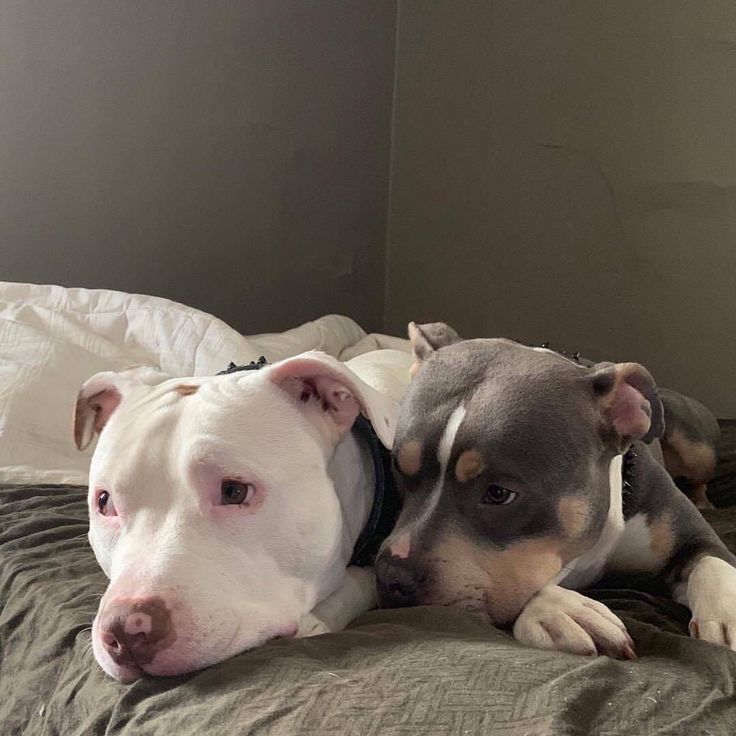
[690,618,736,649]
[686,556,736,651]
[296,612,331,638]
[513,584,636,660]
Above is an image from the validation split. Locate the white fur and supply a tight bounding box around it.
[438,404,467,468]
[553,455,625,589]
[85,350,408,680]
[383,404,466,553]
[524,455,636,657]
[302,566,378,635]
[675,555,736,651]
[417,404,466,532]
[608,513,664,574]
[514,584,632,657]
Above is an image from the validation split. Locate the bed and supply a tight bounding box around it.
[2,282,736,735]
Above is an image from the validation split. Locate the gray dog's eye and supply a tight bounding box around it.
[220,480,255,506]
[483,485,517,505]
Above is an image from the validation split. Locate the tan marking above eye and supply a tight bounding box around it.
[648,510,674,562]
[174,384,199,396]
[396,441,423,476]
[455,449,486,483]
[556,496,591,538]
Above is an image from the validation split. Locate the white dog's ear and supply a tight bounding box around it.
[74,365,170,450]
[268,352,398,448]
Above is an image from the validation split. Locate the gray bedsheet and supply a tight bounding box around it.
[2,429,736,735]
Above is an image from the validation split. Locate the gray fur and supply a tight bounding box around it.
[376,323,735,631]
[660,387,721,447]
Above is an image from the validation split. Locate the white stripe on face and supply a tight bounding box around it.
[409,404,467,533]
[437,404,467,470]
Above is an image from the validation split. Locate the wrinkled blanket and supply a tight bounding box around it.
[2,480,736,736]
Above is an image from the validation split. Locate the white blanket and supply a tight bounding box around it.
[0,282,409,485]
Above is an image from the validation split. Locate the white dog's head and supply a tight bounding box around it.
[74,352,395,682]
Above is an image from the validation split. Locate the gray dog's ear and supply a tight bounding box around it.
[74,365,170,450]
[407,322,462,376]
[588,361,665,449]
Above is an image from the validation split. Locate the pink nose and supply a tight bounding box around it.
[389,533,411,560]
[99,596,175,667]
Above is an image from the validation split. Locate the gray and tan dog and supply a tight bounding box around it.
[659,388,721,508]
[551,345,721,508]
[375,323,736,658]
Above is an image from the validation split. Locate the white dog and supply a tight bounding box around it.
[74,349,411,682]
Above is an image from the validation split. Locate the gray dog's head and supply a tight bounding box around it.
[375,323,663,625]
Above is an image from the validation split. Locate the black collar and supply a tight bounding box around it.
[348,415,400,567]
[621,445,637,516]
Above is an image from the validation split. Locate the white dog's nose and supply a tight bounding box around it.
[99,596,175,667]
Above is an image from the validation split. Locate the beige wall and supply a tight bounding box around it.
[3,1,734,415]
[387,1,736,416]
[0,1,396,333]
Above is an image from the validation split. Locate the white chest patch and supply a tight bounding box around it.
[553,455,625,590]
[607,513,665,574]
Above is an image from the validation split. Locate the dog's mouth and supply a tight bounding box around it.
[104,658,202,682]
[93,615,301,682]
[97,646,211,682]
[111,662,145,683]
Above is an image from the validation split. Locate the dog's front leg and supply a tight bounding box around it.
[297,566,377,638]
[645,487,736,650]
[672,554,736,650]
[513,584,636,659]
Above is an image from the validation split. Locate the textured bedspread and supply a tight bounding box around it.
[2,480,736,736]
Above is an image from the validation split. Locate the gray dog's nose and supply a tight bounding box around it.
[99,596,175,666]
[375,551,422,608]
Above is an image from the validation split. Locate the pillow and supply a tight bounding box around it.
[0,282,367,485]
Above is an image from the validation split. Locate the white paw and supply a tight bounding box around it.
[513,584,636,660]
[690,619,736,649]
[686,556,736,651]
[296,612,331,638]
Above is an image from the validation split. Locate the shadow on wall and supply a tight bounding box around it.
[0,0,397,334]
[385,0,736,417]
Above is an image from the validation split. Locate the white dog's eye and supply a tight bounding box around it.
[482,485,517,505]
[96,489,117,516]
[221,480,255,506]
